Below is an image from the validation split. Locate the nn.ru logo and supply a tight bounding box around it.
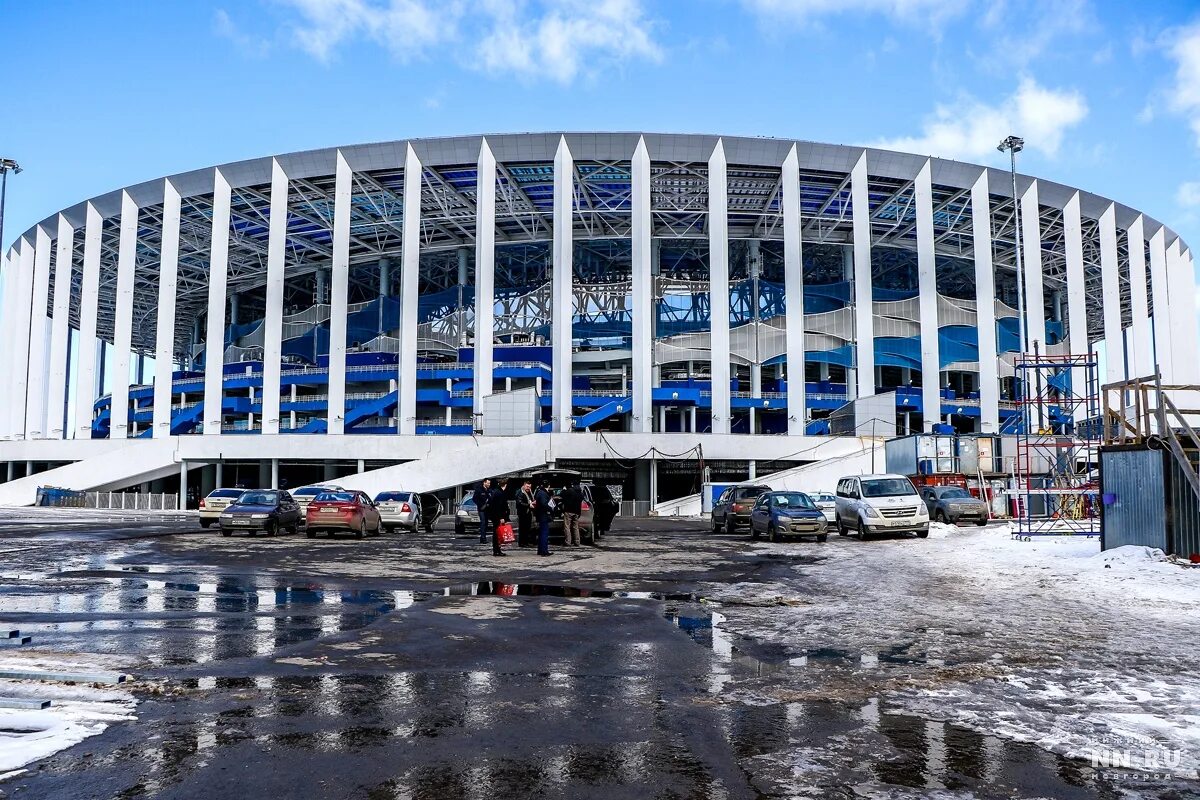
[1088,747,1183,771]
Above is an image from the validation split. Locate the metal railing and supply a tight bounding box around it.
[1102,372,1200,501]
[85,492,180,511]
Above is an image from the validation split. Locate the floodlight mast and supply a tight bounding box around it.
[996,137,1027,357]
[0,158,22,255]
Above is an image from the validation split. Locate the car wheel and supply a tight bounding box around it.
[916,527,930,539]
[857,518,868,540]
[306,528,315,538]
[711,516,719,533]
[356,520,365,539]
[817,533,828,543]
[221,529,232,537]
[200,520,211,529]
[265,521,277,537]
[750,524,759,540]
[935,510,947,524]
[769,525,782,543]
[976,518,988,527]
[837,518,848,536]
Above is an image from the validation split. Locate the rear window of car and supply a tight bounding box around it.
[209,489,244,498]
[376,492,412,502]
[316,492,355,503]
[735,487,768,500]
[295,487,337,497]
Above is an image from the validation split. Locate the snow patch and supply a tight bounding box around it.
[0,682,136,772]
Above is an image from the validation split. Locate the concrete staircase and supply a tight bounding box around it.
[0,439,181,506]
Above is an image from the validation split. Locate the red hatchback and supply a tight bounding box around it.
[305,491,383,539]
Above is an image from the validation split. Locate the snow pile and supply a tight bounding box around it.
[925,521,967,539]
[1089,545,1168,566]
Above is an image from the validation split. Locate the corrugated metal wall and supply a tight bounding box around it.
[1165,451,1200,559]
[1100,447,1167,551]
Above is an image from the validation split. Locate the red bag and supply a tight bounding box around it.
[496,522,515,545]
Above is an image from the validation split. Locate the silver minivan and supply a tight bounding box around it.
[834,474,929,539]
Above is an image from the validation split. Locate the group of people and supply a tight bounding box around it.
[470,477,596,558]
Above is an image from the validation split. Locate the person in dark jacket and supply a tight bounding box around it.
[560,481,584,547]
[515,479,534,547]
[533,482,553,556]
[486,477,510,556]
[472,478,492,544]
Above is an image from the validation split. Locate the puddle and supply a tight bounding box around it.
[437,582,699,602]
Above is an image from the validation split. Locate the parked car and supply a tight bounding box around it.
[835,475,929,539]
[453,496,480,536]
[920,486,989,526]
[199,488,246,528]
[529,469,597,544]
[376,491,443,533]
[711,484,771,534]
[305,490,382,539]
[749,491,828,543]
[810,491,838,523]
[292,484,346,523]
[218,490,302,537]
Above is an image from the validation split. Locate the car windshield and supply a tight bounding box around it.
[736,487,768,500]
[861,479,916,498]
[376,492,412,502]
[940,488,972,499]
[815,493,835,502]
[772,493,816,509]
[238,491,277,505]
[209,489,244,498]
[316,492,355,503]
[461,498,476,510]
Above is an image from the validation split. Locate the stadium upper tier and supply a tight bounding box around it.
[2,132,1195,443]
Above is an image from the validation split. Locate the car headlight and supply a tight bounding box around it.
[251,513,269,519]
[864,506,881,518]
[457,510,468,517]
[916,505,929,518]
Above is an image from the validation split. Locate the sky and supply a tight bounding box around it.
[2,0,1200,325]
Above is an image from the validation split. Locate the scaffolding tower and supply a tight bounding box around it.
[1012,349,1101,539]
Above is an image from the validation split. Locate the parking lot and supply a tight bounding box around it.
[1,507,1197,798]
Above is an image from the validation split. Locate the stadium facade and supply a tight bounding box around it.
[0,133,1195,504]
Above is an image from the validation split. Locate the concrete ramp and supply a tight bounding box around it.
[653,437,883,517]
[0,439,180,507]
[340,434,551,497]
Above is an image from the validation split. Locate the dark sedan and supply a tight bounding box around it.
[749,491,828,543]
[218,490,302,537]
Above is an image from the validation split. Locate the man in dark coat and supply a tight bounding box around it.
[533,481,553,556]
[472,478,492,544]
[486,477,511,556]
[515,479,534,547]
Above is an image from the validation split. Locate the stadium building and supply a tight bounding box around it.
[0,133,1195,506]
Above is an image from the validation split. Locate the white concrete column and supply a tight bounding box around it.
[46,216,74,439]
[851,151,875,399]
[110,192,137,440]
[1019,181,1046,352]
[631,136,652,433]
[261,160,288,436]
[153,181,181,437]
[1148,225,1171,377]
[1063,192,1088,394]
[398,144,421,436]
[552,136,575,432]
[1126,216,1151,378]
[12,239,35,439]
[328,151,352,435]
[1166,237,1195,382]
[1097,204,1122,384]
[708,139,731,434]
[970,171,999,433]
[203,170,231,436]
[473,138,496,418]
[0,249,15,439]
[26,226,53,438]
[782,143,805,435]
[74,205,103,439]
[915,160,940,431]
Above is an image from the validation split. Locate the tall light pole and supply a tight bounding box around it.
[996,137,1026,356]
[0,158,22,254]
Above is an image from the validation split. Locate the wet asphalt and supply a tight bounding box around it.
[0,511,1174,799]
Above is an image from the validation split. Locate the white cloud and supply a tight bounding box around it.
[272,0,660,83]
[1178,181,1200,209]
[742,0,968,27]
[214,9,271,57]
[874,78,1089,161]
[1164,22,1200,147]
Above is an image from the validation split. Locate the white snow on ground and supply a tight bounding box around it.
[0,653,137,776]
[704,523,1200,779]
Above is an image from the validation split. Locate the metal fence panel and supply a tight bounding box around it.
[1166,453,1200,559]
[1100,448,1167,550]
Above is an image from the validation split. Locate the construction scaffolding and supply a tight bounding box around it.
[1011,349,1101,539]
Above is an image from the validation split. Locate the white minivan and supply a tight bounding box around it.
[834,474,929,539]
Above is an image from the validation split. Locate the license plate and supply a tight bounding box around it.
[231,519,250,526]
[321,508,339,513]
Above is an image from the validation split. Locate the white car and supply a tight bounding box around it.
[198,488,246,528]
[375,491,443,533]
[834,474,929,539]
[810,491,837,523]
[291,485,346,523]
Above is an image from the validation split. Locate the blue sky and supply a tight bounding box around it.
[4,0,1200,322]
